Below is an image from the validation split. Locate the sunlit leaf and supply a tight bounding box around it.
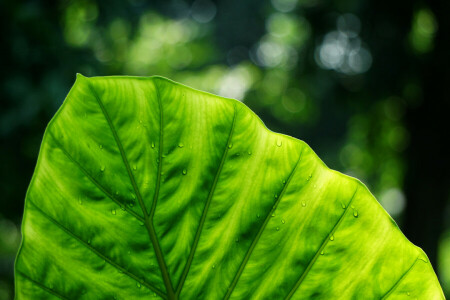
[15,75,444,299]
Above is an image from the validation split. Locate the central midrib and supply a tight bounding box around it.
[88,80,175,299]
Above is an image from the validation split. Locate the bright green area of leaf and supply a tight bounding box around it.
[15,75,444,299]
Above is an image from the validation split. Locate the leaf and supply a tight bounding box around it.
[15,74,444,299]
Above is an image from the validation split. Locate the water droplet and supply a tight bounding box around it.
[87,239,91,244]
[247,150,252,155]
[228,143,233,149]
[256,213,260,219]
[99,144,103,149]
[133,165,137,171]
[330,235,334,241]
[276,227,280,231]
[111,209,116,215]
[281,219,285,224]
[151,142,155,148]
[341,203,346,209]
[182,169,187,175]
[274,194,278,199]
[282,180,286,184]
[307,173,312,181]
[132,194,136,200]
[277,140,282,147]
[115,191,119,196]
[178,142,184,148]
[49,283,54,289]
[320,250,324,255]
[271,213,275,217]
[100,166,105,172]
[139,222,144,226]
[136,282,141,288]
[129,202,134,207]
[153,293,157,297]
[301,201,306,207]
[212,264,216,269]
[236,152,240,156]
[351,205,355,209]
[78,198,82,205]
[353,210,358,218]
[407,292,410,296]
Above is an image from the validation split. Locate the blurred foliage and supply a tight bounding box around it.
[0,0,449,298]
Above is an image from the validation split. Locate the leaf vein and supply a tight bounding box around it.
[176,103,238,296]
[224,144,305,300]
[51,137,145,222]
[285,185,359,299]
[28,200,166,298]
[87,79,175,298]
[17,270,70,300]
[380,256,419,299]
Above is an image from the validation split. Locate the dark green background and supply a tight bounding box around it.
[1,0,449,298]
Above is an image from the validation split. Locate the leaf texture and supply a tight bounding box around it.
[15,75,445,299]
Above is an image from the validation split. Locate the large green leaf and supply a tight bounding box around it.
[15,75,444,299]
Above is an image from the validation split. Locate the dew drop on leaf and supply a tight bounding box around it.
[341,203,346,209]
[330,235,334,241]
[99,144,103,149]
[87,239,91,245]
[282,180,286,184]
[353,210,358,218]
[111,209,116,215]
[100,166,105,172]
[247,150,252,155]
[228,143,233,149]
[151,142,155,148]
[256,213,260,219]
[301,201,306,207]
[320,250,324,255]
[136,282,141,288]
[276,227,280,231]
[178,142,184,148]
[277,140,282,147]
[182,169,187,175]
[281,219,285,224]
[212,264,216,269]
[133,165,137,171]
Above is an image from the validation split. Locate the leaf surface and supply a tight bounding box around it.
[15,75,444,299]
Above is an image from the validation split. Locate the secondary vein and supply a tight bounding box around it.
[224,145,304,300]
[51,136,144,222]
[176,104,237,296]
[29,200,166,298]
[17,270,70,300]
[284,185,359,299]
[380,256,419,299]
